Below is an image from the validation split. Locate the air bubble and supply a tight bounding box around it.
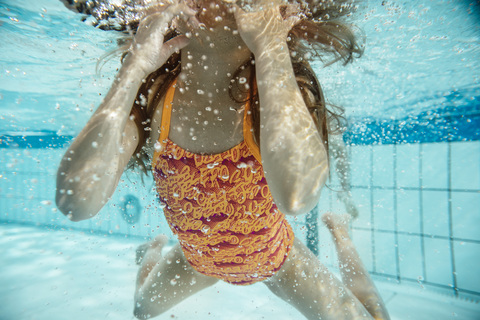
[201,225,210,234]
[206,162,219,169]
[139,94,147,107]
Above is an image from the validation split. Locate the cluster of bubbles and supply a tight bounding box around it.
[61,0,163,31]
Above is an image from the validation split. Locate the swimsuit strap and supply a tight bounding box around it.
[159,80,262,163]
[159,79,177,144]
[242,82,262,163]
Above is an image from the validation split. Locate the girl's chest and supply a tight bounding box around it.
[151,94,246,155]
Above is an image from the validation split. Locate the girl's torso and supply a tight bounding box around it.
[149,79,245,154]
[150,80,294,285]
[149,8,254,153]
[148,27,253,154]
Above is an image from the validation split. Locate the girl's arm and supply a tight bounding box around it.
[56,5,195,221]
[55,57,144,221]
[235,3,329,216]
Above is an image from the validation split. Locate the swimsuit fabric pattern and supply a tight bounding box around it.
[152,81,294,285]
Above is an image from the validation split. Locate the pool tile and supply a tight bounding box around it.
[451,192,480,241]
[424,238,454,287]
[422,190,450,237]
[373,144,395,188]
[373,189,395,231]
[421,143,448,189]
[451,141,480,191]
[397,189,421,234]
[398,234,425,281]
[396,143,421,189]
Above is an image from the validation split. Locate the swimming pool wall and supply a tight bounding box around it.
[1,110,479,301]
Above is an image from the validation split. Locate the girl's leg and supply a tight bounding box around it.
[322,212,390,320]
[134,235,218,319]
[264,237,374,320]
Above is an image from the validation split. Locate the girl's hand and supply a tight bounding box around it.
[233,0,299,56]
[129,1,198,75]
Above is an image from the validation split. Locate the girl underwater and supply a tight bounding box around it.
[56,0,390,319]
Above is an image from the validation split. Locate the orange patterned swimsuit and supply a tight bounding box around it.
[152,81,294,285]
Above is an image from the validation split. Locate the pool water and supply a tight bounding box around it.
[1,0,479,319]
[2,225,479,320]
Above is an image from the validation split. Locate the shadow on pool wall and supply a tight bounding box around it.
[1,103,479,301]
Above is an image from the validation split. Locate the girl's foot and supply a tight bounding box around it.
[135,234,169,265]
[321,212,351,242]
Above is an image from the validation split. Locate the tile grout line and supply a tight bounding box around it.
[370,144,376,274]
[419,143,427,282]
[393,142,401,282]
[447,135,459,297]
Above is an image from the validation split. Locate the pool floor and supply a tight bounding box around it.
[1,224,478,320]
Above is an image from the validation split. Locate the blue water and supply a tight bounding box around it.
[1,0,479,136]
[1,0,480,319]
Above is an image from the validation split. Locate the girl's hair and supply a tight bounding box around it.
[126,0,363,173]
